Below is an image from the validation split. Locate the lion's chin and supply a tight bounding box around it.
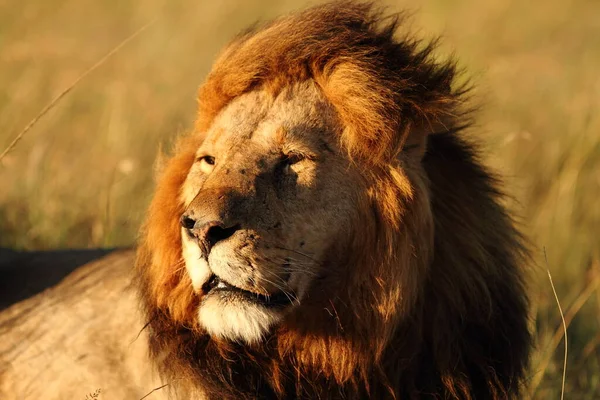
[198,294,286,344]
[197,276,293,344]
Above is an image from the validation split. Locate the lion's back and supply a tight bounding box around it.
[0,250,166,400]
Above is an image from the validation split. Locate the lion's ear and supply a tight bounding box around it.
[402,118,454,162]
[401,121,438,162]
[402,126,428,162]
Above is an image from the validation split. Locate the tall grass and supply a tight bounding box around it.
[1,0,598,397]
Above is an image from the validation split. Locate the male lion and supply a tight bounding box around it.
[136,2,531,399]
[1,2,530,399]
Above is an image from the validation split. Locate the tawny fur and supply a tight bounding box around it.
[136,2,531,399]
[0,250,166,400]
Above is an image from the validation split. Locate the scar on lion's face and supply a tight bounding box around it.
[179,81,365,343]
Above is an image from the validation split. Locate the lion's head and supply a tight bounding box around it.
[179,83,381,343]
[136,2,530,399]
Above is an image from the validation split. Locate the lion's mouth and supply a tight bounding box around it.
[202,274,293,307]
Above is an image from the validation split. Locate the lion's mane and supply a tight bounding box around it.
[135,2,530,399]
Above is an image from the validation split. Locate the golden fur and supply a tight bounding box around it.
[135,2,531,399]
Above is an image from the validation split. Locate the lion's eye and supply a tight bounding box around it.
[197,155,216,173]
[200,156,215,165]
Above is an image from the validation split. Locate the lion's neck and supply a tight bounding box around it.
[145,254,429,399]
[147,313,423,399]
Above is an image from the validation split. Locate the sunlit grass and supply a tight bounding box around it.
[0,0,598,397]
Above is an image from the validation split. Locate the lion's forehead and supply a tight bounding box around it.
[201,81,339,156]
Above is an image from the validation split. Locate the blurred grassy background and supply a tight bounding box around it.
[0,0,598,397]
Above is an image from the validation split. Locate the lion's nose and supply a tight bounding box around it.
[180,215,240,254]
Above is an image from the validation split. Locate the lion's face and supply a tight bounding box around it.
[180,81,364,343]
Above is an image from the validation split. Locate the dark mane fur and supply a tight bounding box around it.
[136,2,531,399]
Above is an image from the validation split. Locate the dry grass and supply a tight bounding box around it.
[84,389,101,400]
[0,0,598,397]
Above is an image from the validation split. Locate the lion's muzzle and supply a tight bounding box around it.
[181,187,250,257]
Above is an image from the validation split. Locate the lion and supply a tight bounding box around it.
[0,2,530,399]
[135,2,531,399]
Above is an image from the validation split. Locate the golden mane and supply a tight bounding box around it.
[195,2,463,165]
[135,2,530,398]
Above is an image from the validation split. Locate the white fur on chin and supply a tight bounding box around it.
[198,296,283,344]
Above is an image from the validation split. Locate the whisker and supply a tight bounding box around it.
[254,281,270,302]
[259,273,289,291]
[258,274,299,305]
[273,245,321,265]
[165,259,187,274]
[261,256,319,277]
